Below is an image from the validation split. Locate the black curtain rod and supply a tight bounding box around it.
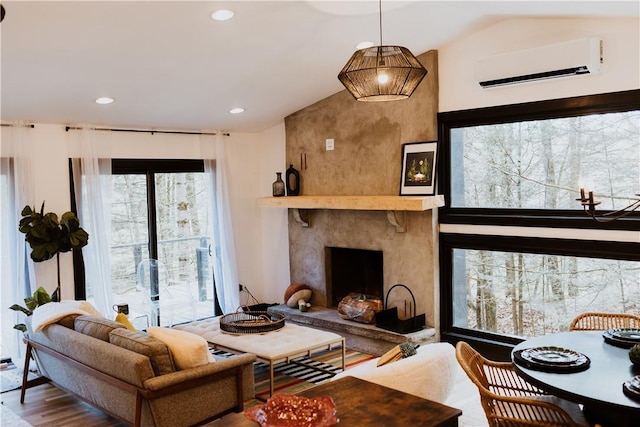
[65,126,229,136]
[1,123,35,128]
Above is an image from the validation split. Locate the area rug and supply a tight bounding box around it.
[251,349,374,404]
[1,362,39,394]
[0,404,32,427]
[212,347,375,404]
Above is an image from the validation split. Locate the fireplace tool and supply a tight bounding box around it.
[376,283,425,334]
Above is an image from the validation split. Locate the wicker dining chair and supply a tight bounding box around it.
[455,341,590,427]
[569,311,640,331]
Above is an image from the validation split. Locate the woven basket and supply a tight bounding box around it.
[219,311,285,334]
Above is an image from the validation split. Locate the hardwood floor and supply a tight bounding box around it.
[2,384,126,426]
[2,383,250,426]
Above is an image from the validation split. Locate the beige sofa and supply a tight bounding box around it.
[22,315,256,427]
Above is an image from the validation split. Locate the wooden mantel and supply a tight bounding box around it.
[256,195,445,231]
[256,195,445,211]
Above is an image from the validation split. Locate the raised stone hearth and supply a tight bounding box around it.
[268,305,436,356]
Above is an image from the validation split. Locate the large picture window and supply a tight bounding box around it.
[449,111,639,211]
[451,246,640,338]
[439,90,640,357]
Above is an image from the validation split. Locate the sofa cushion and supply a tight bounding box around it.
[74,315,125,341]
[333,342,457,403]
[147,326,215,370]
[109,328,176,375]
[57,313,82,329]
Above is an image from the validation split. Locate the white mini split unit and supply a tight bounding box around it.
[476,37,603,88]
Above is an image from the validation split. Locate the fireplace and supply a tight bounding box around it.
[325,247,383,308]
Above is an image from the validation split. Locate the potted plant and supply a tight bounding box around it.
[9,202,89,331]
[9,286,57,332]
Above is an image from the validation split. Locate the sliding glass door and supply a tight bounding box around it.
[110,160,217,327]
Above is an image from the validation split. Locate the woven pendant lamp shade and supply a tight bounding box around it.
[338,45,427,102]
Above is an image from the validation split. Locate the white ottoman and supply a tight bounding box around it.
[175,317,345,397]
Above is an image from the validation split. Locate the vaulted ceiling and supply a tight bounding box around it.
[1,1,637,133]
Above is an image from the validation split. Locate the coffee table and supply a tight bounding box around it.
[174,317,345,397]
[211,376,462,426]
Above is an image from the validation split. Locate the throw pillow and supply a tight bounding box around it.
[115,312,136,331]
[284,283,312,308]
[147,327,215,370]
[377,342,418,367]
[109,328,176,375]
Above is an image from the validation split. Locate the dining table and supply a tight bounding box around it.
[512,330,640,427]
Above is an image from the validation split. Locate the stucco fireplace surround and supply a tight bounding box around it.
[270,50,441,346]
[260,195,443,354]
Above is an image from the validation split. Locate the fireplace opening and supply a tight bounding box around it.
[325,247,383,308]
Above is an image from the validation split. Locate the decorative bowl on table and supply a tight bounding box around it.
[219,311,285,334]
[244,394,338,427]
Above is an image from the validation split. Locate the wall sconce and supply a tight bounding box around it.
[577,187,640,222]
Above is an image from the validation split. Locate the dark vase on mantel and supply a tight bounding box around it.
[286,164,300,196]
[272,172,285,197]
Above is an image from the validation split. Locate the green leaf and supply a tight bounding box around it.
[13,324,27,333]
[33,287,52,306]
[24,296,38,312]
[21,205,34,216]
[8,304,32,316]
[51,286,60,303]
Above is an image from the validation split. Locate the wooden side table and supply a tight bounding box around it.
[212,376,461,427]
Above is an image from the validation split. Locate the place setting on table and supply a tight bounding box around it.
[603,327,640,401]
[512,327,640,427]
[512,345,591,373]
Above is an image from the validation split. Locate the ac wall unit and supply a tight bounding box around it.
[476,37,602,88]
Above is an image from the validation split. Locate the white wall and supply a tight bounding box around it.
[257,123,291,305]
[2,123,283,304]
[439,17,640,111]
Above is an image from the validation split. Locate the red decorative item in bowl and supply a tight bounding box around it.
[244,394,338,427]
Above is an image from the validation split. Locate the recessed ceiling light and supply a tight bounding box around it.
[95,97,114,105]
[356,41,375,50]
[211,9,234,21]
[229,107,245,114]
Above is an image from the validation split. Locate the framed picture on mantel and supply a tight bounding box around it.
[399,141,438,196]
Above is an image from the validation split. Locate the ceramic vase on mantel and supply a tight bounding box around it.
[286,164,300,196]
[272,172,285,197]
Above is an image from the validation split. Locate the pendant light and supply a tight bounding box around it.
[338,0,427,102]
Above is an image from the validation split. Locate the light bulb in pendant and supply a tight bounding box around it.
[378,73,389,84]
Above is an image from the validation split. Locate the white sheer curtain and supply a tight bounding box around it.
[203,132,240,313]
[0,121,37,363]
[71,126,113,316]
